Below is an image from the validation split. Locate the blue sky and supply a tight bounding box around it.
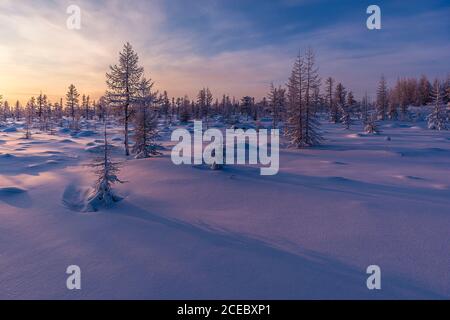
[0,0,449,102]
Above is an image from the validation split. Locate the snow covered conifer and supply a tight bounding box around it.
[445,74,450,105]
[196,89,205,120]
[88,123,123,210]
[14,101,21,121]
[364,114,380,134]
[418,75,432,106]
[240,96,254,122]
[82,95,91,120]
[132,77,161,158]
[24,101,33,139]
[303,48,322,146]
[2,100,10,122]
[180,96,192,124]
[361,92,369,124]
[36,93,46,123]
[45,103,55,134]
[268,83,286,128]
[376,75,388,120]
[66,84,80,129]
[427,80,448,131]
[285,54,305,147]
[106,42,144,156]
[285,49,323,148]
[387,89,399,120]
[346,91,356,110]
[325,77,337,123]
[179,96,191,124]
[340,104,352,129]
[268,83,277,127]
[334,83,346,123]
[0,96,4,125]
[204,88,213,127]
[161,91,171,124]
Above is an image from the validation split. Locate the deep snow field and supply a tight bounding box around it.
[0,119,449,299]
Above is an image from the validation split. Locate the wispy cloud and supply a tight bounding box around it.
[0,0,448,103]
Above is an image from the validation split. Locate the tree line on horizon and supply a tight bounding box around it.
[0,42,449,148]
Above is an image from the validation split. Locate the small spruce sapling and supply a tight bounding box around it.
[364,115,381,134]
[87,123,123,210]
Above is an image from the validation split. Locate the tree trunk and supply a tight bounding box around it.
[124,103,130,156]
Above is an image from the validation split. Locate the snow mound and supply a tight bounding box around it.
[346,133,364,138]
[399,148,449,157]
[384,123,412,129]
[327,176,352,184]
[432,184,449,190]
[394,175,425,181]
[62,184,93,212]
[0,187,27,195]
[27,160,60,169]
[85,144,121,153]
[59,128,71,134]
[2,127,18,133]
[59,139,75,144]
[320,160,348,165]
[18,140,46,145]
[62,184,122,212]
[74,130,96,138]
[0,153,16,159]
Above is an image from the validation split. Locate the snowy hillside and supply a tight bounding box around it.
[0,119,449,299]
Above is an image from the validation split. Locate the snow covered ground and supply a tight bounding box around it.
[0,120,449,299]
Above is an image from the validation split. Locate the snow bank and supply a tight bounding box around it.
[84,144,121,153]
[0,119,449,299]
[0,187,27,195]
[59,139,76,144]
[2,127,18,133]
[62,184,93,212]
[73,130,97,138]
[62,184,123,212]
